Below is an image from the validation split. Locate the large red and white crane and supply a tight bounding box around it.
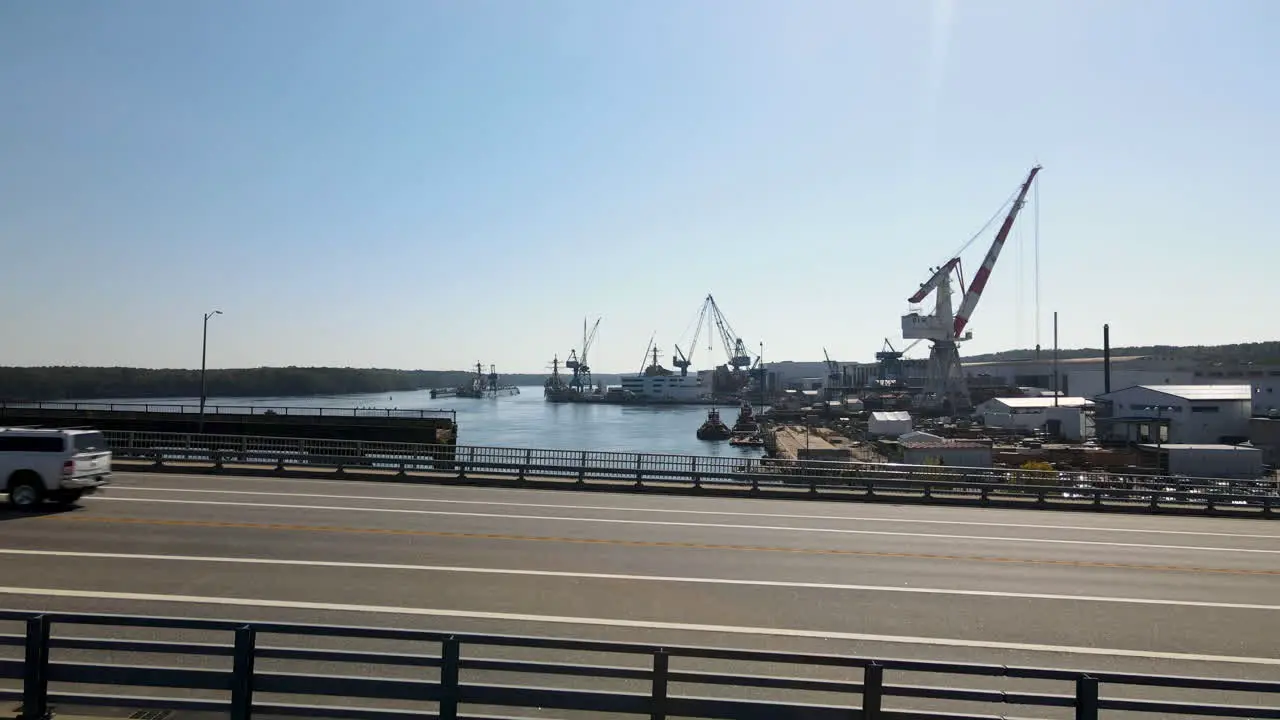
[901,165,1041,414]
[952,166,1041,339]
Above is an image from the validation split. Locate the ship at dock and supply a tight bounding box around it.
[543,356,587,402]
[543,296,768,406]
[545,319,614,403]
[618,343,706,403]
[432,362,520,399]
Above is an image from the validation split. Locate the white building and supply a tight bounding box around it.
[868,411,912,437]
[619,373,704,403]
[901,439,993,468]
[976,396,1095,441]
[1095,385,1252,445]
[964,355,1196,398]
[963,354,1280,415]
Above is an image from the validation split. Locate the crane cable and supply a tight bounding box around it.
[942,185,1021,264]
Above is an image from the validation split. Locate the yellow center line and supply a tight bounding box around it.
[45,514,1280,576]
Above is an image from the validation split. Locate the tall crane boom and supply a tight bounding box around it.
[673,300,710,375]
[952,165,1041,338]
[581,318,601,365]
[705,294,754,370]
[566,316,602,393]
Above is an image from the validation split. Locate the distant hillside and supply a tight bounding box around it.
[9,342,1277,400]
[0,366,622,401]
[964,341,1280,365]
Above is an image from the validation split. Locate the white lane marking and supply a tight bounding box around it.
[88,496,1280,555]
[1,585,1276,666]
[2,548,1275,610]
[107,484,1280,540]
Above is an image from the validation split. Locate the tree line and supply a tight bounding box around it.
[0,366,584,401]
[965,341,1280,365]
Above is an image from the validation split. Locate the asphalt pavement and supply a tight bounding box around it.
[2,471,1278,718]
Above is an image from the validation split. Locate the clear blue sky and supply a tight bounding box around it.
[2,0,1277,373]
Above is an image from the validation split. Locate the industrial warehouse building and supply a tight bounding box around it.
[1095,385,1252,445]
[900,438,993,468]
[771,354,1280,418]
[961,354,1280,415]
[867,411,912,437]
[975,396,1095,441]
[963,355,1194,398]
[1248,416,1280,465]
[1138,443,1264,479]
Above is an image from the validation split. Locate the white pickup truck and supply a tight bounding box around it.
[1,427,112,510]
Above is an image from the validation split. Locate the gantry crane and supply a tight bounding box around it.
[875,338,922,387]
[673,301,707,377]
[673,294,760,392]
[902,165,1041,414]
[565,317,601,393]
[822,348,844,402]
[707,294,756,373]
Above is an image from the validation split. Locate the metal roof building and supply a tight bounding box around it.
[978,396,1095,411]
[868,411,912,437]
[975,397,1095,441]
[1126,385,1253,401]
[1096,384,1252,445]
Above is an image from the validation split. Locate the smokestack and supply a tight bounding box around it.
[1103,324,1111,394]
[1053,311,1060,407]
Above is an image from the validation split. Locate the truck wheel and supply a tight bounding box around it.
[7,475,44,511]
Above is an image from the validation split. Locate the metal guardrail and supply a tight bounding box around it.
[2,610,1277,719]
[0,400,457,422]
[100,431,1280,517]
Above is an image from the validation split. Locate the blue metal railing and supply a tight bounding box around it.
[1,611,1278,719]
[98,430,1280,518]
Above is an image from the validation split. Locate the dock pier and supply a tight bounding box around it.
[0,401,458,447]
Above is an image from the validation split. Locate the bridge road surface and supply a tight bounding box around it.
[1,471,1278,719]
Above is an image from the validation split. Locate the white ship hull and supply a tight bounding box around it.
[619,374,704,403]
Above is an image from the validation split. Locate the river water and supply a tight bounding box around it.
[92,387,765,458]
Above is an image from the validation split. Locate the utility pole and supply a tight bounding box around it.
[1053,311,1060,407]
[199,310,222,434]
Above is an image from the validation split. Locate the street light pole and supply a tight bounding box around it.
[198,310,222,434]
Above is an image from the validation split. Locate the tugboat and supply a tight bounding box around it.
[729,433,765,448]
[696,408,733,441]
[732,401,759,433]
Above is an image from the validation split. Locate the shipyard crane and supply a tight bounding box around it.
[705,294,756,373]
[822,348,844,402]
[671,345,692,376]
[565,317,601,393]
[673,299,712,377]
[874,338,921,387]
[901,165,1042,414]
[695,294,760,395]
[670,294,760,391]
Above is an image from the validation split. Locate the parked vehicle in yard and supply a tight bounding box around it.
[1,428,111,509]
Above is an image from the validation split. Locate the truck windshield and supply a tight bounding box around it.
[73,432,107,452]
